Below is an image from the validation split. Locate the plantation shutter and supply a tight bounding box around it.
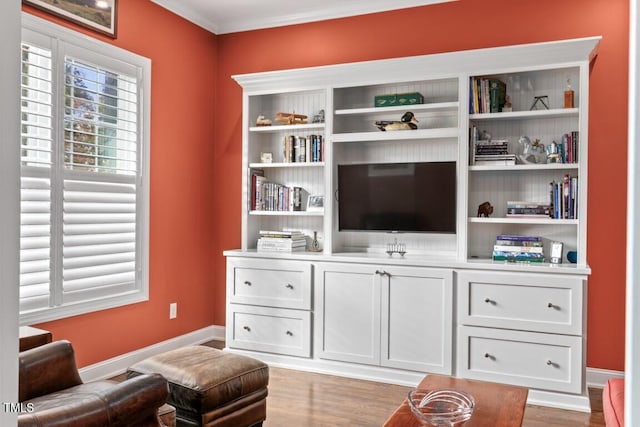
[61,56,139,304]
[20,41,53,313]
[19,18,149,323]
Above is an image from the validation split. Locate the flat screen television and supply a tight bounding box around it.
[338,161,457,233]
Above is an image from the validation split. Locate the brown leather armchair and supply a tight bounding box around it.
[18,340,171,427]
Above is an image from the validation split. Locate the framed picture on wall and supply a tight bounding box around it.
[23,0,118,38]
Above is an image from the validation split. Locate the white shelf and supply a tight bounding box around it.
[249,123,325,133]
[250,162,325,168]
[469,163,579,172]
[332,127,459,143]
[468,217,578,225]
[249,210,324,217]
[335,102,459,116]
[470,108,579,121]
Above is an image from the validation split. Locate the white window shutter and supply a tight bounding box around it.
[20,15,150,323]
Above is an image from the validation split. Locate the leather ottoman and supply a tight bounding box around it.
[127,346,269,427]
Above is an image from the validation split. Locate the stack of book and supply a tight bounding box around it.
[257,230,307,252]
[506,201,552,218]
[492,234,544,263]
[471,138,516,166]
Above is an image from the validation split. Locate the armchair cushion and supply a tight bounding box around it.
[18,340,171,427]
[19,340,82,402]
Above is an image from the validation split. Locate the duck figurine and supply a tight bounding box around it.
[375,111,418,131]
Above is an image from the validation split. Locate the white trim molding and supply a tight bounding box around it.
[79,326,225,382]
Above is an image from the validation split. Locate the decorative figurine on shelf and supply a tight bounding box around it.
[275,112,308,125]
[256,114,272,126]
[477,201,494,217]
[530,95,550,110]
[564,79,575,108]
[310,231,321,252]
[546,141,561,163]
[375,111,418,131]
[312,109,325,123]
[502,95,513,112]
[517,136,546,164]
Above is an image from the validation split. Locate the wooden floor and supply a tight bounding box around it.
[263,366,605,427]
[117,341,605,426]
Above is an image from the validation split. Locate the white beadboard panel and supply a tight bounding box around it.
[246,214,324,250]
[466,221,578,260]
[334,138,459,164]
[335,229,458,256]
[471,115,579,158]
[468,168,579,218]
[473,67,580,113]
[333,78,458,110]
[248,90,326,127]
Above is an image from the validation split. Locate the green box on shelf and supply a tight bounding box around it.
[374,92,424,108]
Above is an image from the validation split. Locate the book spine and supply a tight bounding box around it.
[493,245,544,253]
[496,234,541,242]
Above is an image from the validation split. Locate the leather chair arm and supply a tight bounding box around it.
[19,340,82,402]
[18,373,169,427]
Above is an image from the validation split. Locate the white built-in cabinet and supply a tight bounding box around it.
[225,36,601,412]
[314,263,452,374]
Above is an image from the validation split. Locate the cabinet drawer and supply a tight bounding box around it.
[227,304,311,357]
[227,258,312,310]
[457,270,585,335]
[457,326,583,394]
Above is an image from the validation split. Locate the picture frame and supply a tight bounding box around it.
[23,0,118,38]
[306,195,324,213]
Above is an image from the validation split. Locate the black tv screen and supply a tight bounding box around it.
[338,161,457,233]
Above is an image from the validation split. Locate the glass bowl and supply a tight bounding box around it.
[407,389,475,426]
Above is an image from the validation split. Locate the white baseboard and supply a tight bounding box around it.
[586,367,625,388]
[79,324,625,397]
[79,325,225,382]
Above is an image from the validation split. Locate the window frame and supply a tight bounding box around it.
[20,13,151,325]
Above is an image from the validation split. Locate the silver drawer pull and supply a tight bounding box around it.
[286,330,293,336]
[484,353,495,360]
[484,298,495,304]
[285,283,294,289]
[244,281,252,286]
[546,360,558,367]
[243,326,251,332]
[548,302,558,309]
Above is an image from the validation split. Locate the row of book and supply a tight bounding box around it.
[550,174,578,219]
[492,234,544,263]
[250,170,309,211]
[283,135,324,163]
[469,77,507,114]
[257,230,306,252]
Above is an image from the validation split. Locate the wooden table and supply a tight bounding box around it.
[383,375,528,427]
[19,326,52,352]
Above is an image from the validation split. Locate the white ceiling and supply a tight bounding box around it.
[150,0,453,35]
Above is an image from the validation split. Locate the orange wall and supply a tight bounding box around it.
[214,0,630,371]
[25,1,219,367]
[26,0,629,372]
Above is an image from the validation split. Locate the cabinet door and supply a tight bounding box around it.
[381,266,453,374]
[315,263,381,365]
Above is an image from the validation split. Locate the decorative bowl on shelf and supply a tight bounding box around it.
[407,389,475,426]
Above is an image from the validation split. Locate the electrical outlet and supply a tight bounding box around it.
[169,303,177,319]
